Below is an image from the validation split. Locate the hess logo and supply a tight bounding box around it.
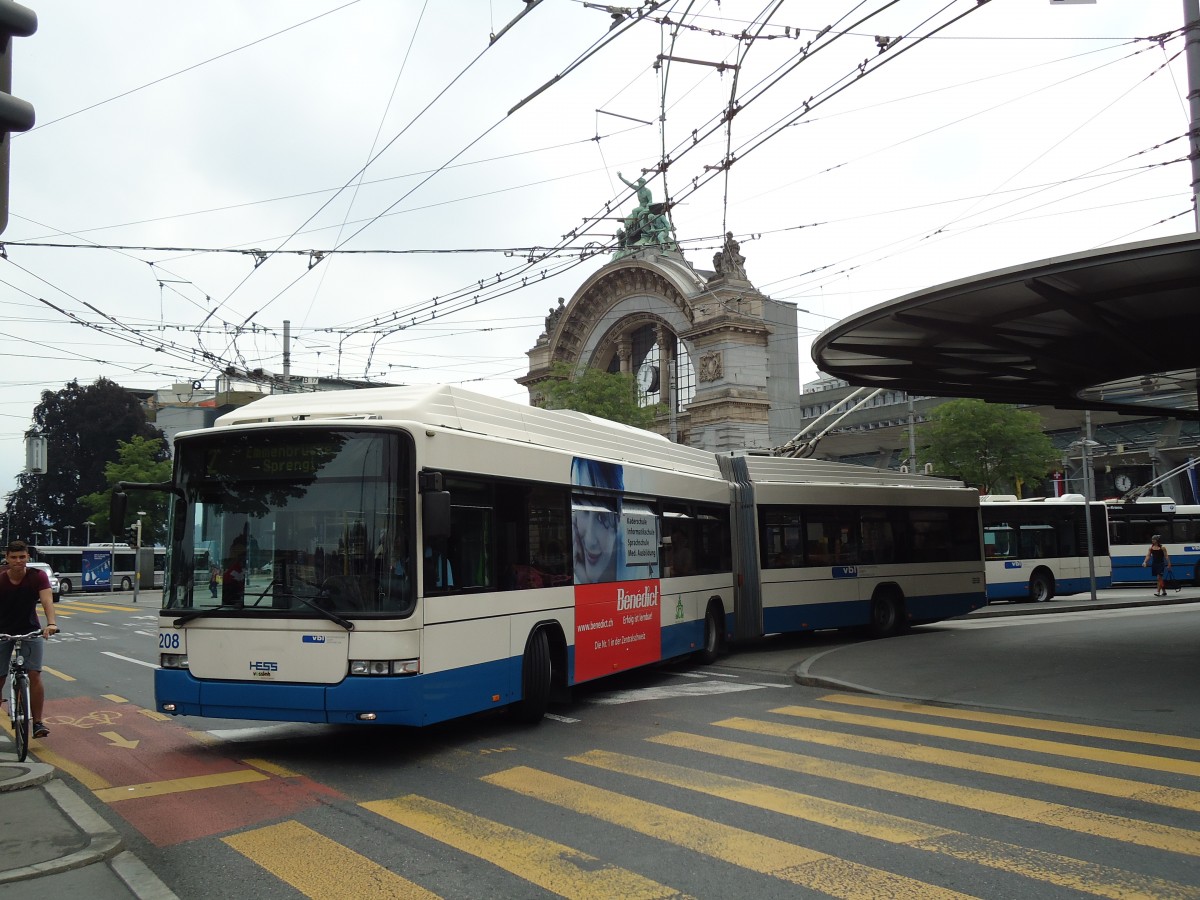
[249,661,279,674]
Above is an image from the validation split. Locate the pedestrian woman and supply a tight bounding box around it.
[1142,534,1172,596]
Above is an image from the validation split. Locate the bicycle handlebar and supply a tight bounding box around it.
[0,631,46,641]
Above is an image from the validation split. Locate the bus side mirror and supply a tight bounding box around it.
[422,491,451,539]
[109,490,128,538]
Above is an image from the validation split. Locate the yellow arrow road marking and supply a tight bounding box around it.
[99,730,139,749]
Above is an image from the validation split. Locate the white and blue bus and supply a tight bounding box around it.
[980,495,1111,602]
[1106,498,1200,586]
[114,385,986,727]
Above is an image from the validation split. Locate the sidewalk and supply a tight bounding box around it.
[0,755,176,899]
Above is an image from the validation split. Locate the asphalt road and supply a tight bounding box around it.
[26,588,1200,899]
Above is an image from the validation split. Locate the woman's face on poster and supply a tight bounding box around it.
[574,504,617,583]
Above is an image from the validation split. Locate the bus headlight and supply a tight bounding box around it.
[350,659,419,676]
[160,653,189,669]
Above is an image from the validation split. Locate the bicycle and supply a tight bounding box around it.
[2,630,44,762]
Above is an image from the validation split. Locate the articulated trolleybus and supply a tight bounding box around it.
[116,386,985,728]
[980,495,1111,602]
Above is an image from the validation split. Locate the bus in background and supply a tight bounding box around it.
[980,495,1111,602]
[115,384,986,729]
[31,544,166,594]
[1106,498,1200,586]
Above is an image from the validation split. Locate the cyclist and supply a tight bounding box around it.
[1,539,60,738]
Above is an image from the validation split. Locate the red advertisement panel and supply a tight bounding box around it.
[573,578,662,682]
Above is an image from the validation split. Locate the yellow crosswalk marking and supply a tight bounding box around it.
[486,765,975,900]
[58,602,130,613]
[243,758,301,778]
[224,820,441,900]
[822,693,1200,752]
[771,705,1200,778]
[363,794,690,899]
[707,710,1200,814]
[95,769,268,803]
[571,751,1200,900]
[655,728,1200,856]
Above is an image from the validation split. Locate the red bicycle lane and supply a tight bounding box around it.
[35,693,344,847]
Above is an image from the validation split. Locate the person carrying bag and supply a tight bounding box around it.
[1142,534,1173,596]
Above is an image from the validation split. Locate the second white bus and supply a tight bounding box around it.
[981,495,1111,602]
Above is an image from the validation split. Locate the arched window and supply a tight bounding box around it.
[605,324,694,412]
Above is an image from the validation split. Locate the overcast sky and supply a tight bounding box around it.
[1,1,1194,502]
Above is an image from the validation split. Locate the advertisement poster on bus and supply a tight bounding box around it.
[570,457,663,680]
[82,549,112,589]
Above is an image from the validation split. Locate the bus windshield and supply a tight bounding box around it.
[169,428,412,618]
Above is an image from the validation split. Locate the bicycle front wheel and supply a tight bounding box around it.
[12,674,30,762]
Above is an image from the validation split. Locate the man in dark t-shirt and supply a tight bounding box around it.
[0,540,60,738]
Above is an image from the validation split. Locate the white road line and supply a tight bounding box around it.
[544,713,580,723]
[133,631,155,637]
[101,651,158,669]
[591,680,768,705]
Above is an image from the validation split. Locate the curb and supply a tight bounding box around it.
[0,760,54,792]
[967,593,1197,619]
[0,779,122,885]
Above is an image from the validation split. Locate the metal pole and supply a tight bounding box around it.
[133,513,144,607]
[1083,411,1098,601]
[1185,0,1200,228]
[908,395,918,471]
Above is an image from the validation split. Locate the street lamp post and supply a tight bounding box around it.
[85,521,92,545]
[133,511,147,603]
[64,524,74,545]
[45,526,56,546]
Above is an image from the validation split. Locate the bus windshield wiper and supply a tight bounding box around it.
[173,595,354,631]
[289,593,355,631]
[172,605,244,627]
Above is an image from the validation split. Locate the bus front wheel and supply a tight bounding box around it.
[58,578,72,596]
[510,628,551,724]
[1029,572,1054,603]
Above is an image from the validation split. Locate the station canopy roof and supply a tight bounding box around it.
[811,233,1200,421]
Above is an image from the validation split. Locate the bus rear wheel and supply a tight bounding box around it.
[697,602,726,664]
[1029,572,1054,603]
[510,628,551,724]
[119,576,133,591]
[58,578,72,596]
[867,591,906,638]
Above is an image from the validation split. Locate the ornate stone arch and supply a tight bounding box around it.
[520,248,795,451]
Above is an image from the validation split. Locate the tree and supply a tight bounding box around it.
[4,378,166,543]
[538,362,657,430]
[918,398,1057,494]
[80,435,172,546]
